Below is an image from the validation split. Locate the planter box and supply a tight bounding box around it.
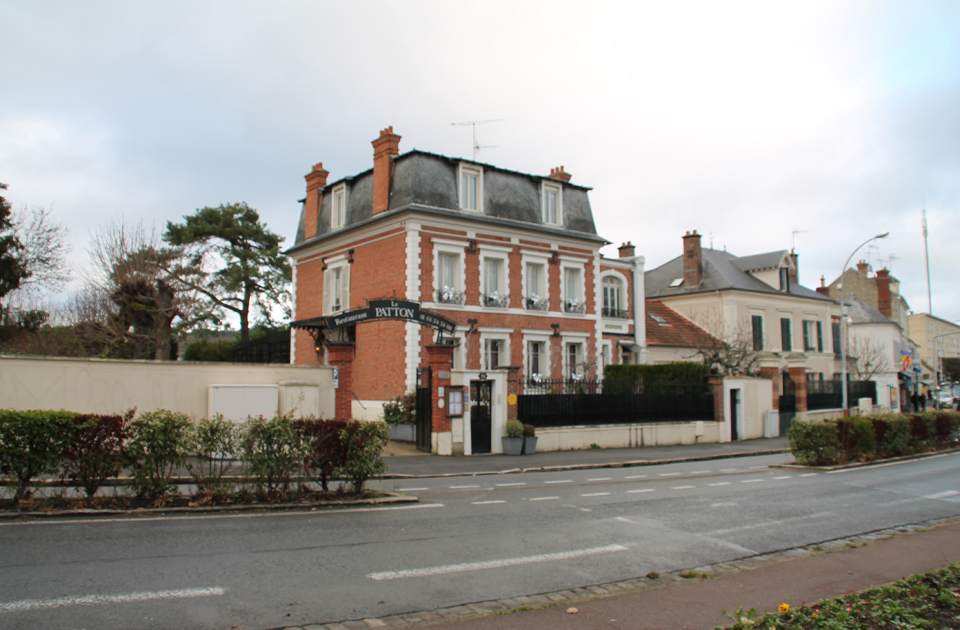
[387,424,416,442]
[523,436,538,454]
[501,436,524,455]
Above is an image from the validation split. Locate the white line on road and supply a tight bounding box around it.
[472,500,505,505]
[627,488,654,494]
[660,472,681,477]
[367,544,629,580]
[0,587,226,613]
[827,452,953,474]
[749,466,766,470]
[545,480,573,484]
[924,490,960,500]
[706,511,834,536]
[450,484,480,489]
[774,476,792,480]
[495,483,526,487]
[529,496,560,501]
[399,487,429,492]
[709,482,731,487]
[580,492,610,497]
[588,477,612,481]
[741,479,764,484]
[624,474,648,479]
[671,486,694,490]
[720,468,738,472]
[691,471,711,474]
[799,473,818,477]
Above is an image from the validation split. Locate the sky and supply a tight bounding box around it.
[2,0,958,324]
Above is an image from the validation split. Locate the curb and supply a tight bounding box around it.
[382,448,789,479]
[0,492,418,520]
[772,446,960,471]
[269,514,960,630]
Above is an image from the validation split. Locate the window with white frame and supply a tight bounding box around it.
[523,257,548,311]
[323,259,350,315]
[525,336,550,386]
[542,181,562,225]
[562,264,585,313]
[602,275,625,318]
[802,320,817,352]
[331,184,347,230]
[435,243,466,305]
[458,163,482,212]
[601,340,612,368]
[481,254,508,308]
[566,342,582,379]
[480,332,510,370]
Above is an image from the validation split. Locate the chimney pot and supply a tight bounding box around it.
[372,126,402,214]
[548,165,572,182]
[618,242,635,258]
[682,231,703,287]
[303,162,330,238]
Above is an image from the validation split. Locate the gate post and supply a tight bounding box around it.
[759,367,780,409]
[789,366,808,415]
[505,366,522,421]
[708,374,725,425]
[425,344,454,455]
[327,342,356,420]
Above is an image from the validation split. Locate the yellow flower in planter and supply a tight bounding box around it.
[779,603,790,613]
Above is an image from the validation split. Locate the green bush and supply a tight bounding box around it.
[836,417,876,462]
[603,362,709,393]
[381,392,416,425]
[127,410,193,498]
[523,423,536,437]
[242,415,306,496]
[0,410,78,501]
[340,420,388,493]
[182,338,237,362]
[62,411,132,498]
[187,414,241,492]
[788,419,839,466]
[504,420,524,438]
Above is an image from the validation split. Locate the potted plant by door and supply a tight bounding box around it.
[522,424,538,454]
[502,420,524,455]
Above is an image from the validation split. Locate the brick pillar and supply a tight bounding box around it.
[789,367,808,413]
[327,342,356,420]
[425,345,454,454]
[759,367,780,408]
[505,365,522,421]
[708,375,725,424]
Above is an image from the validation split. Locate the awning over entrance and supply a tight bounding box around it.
[619,340,643,354]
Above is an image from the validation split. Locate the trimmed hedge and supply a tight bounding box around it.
[0,410,390,502]
[604,362,710,384]
[789,411,960,466]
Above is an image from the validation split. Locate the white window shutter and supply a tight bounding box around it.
[323,267,332,315]
[340,263,350,311]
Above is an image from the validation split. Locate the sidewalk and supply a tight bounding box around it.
[381,436,790,478]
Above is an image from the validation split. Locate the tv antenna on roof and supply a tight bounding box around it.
[880,253,899,270]
[791,228,807,251]
[452,119,502,160]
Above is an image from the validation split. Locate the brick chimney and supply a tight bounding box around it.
[816,275,830,296]
[372,126,401,215]
[548,166,572,182]
[303,162,329,239]
[618,241,635,258]
[788,251,799,283]
[875,268,892,317]
[856,260,869,275]
[682,231,703,287]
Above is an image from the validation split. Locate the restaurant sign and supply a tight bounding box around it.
[325,300,457,334]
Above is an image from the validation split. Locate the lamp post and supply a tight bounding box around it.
[840,231,890,414]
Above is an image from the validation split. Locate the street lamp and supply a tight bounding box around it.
[840,231,890,414]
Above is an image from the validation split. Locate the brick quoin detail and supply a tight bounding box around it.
[708,375,725,425]
[789,366,808,413]
[505,366,522,421]
[327,342,356,420]
[425,344,454,433]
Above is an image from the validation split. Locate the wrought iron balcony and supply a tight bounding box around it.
[437,287,466,305]
[601,307,629,319]
[525,295,548,311]
[483,292,509,308]
[564,299,586,314]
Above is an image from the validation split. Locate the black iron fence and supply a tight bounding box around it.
[806,380,877,411]
[232,330,291,364]
[518,380,714,428]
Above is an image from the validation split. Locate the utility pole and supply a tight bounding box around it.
[923,208,932,314]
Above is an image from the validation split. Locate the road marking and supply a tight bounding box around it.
[709,482,731,487]
[706,511,834,536]
[660,472,681,477]
[741,479,764,484]
[774,476,792,480]
[581,492,610,497]
[749,466,766,470]
[925,490,960,500]
[799,473,818,477]
[399,487,429,492]
[529,496,560,501]
[472,500,505,505]
[720,468,738,472]
[450,484,480,489]
[671,486,694,490]
[495,483,526,487]
[624,474,647,479]
[691,470,711,474]
[711,502,738,507]
[827,452,954,474]
[545,480,573,484]
[588,477,612,481]
[367,544,629,580]
[627,488,654,494]
[0,587,226,613]
[0,502,447,527]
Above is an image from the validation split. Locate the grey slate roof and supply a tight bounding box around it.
[844,293,897,325]
[733,250,791,272]
[645,248,834,302]
[290,150,603,252]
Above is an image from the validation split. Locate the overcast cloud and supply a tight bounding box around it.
[2,0,958,322]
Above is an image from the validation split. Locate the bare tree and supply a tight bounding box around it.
[10,204,70,298]
[848,333,891,380]
[687,309,762,376]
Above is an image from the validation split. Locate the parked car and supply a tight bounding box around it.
[938,388,955,409]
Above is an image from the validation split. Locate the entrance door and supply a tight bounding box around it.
[729,388,740,441]
[470,380,492,455]
[415,368,432,453]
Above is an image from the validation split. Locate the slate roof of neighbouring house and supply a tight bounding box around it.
[645,300,719,348]
[645,248,834,302]
[845,293,898,326]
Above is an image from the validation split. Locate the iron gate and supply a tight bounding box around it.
[416,367,432,453]
[470,380,492,454]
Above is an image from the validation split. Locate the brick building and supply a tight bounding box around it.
[286,127,645,452]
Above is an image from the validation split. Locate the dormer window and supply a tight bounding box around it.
[331,184,347,230]
[541,181,562,225]
[458,163,483,212]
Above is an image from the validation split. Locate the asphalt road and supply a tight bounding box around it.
[1,451,958,630]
